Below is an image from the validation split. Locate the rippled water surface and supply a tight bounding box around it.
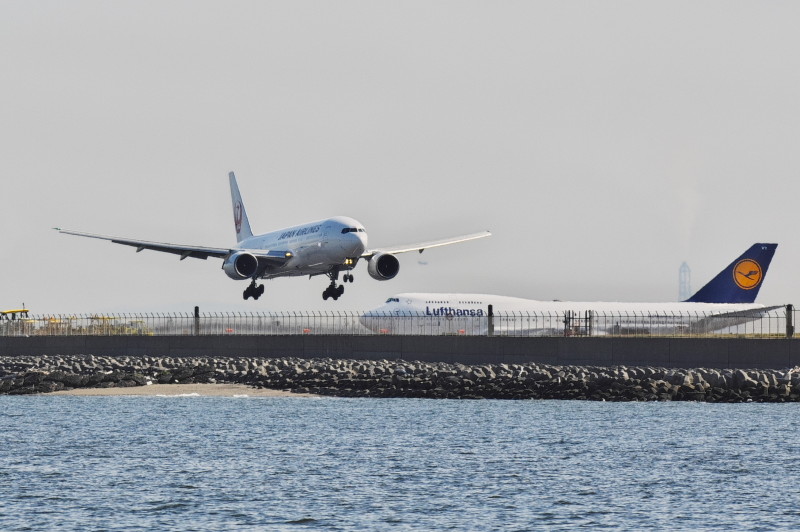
[1,396,799,531]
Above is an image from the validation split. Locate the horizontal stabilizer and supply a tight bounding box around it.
[690,304,784,333]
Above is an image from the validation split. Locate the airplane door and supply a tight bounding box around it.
[320,223,329,247]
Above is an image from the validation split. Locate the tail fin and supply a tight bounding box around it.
[228,171,253,243]
[685,243,777,303]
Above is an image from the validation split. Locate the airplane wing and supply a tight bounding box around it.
[362,230,491,257]
[55,228,293,265]
[56,228,230,260]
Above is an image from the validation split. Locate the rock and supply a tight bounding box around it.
[23,372,45,386]
[0,355,799,402]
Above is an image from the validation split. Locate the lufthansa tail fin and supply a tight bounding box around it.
[229,171,253,243]
[685,243,777,303]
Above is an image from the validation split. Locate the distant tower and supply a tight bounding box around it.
[679,262,691,301]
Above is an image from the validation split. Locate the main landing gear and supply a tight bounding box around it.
[243,280,265,300]
[322,270,353,301]
[323,282,344,301]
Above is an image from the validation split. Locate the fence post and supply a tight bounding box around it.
[194,306,200,336]
[487,304,494,337]
[786,304,794,339]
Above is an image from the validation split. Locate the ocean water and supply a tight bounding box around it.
[1,396,799,531]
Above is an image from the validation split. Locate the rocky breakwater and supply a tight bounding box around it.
[1,355,800,402]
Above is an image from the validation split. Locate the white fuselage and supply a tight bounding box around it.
[57,171,492,302]
[239,216,368,278]
[361,293,768,335]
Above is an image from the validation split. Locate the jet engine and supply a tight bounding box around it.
[222,251,259,280]
[367,252,400,281]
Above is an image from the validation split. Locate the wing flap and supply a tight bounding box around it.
[362,230,491,257]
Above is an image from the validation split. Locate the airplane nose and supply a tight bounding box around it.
[359,311,380,332]
[346,232,367,256]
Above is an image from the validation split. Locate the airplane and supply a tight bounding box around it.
[56,172,491,301]
[360,243,780,335]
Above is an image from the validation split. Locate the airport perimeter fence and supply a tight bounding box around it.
[0,307,795,338]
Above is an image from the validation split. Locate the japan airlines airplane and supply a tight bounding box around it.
[361,243,779,335]
[57,172,491,301]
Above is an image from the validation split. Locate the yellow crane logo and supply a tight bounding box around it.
[733,259,762,290]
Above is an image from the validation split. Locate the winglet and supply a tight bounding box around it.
[229,172,254,243]
[685,243,777,304]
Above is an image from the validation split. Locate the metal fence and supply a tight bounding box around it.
[0,307,795,338]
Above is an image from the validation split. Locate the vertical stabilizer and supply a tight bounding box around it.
[229,171,253,243]
[685,243,777,303]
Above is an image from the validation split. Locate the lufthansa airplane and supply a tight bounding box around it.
[57,172,491,301]
[361,243,779,335]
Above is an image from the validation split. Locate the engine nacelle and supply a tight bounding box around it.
[222,251,259,280]
[367,252,400,281]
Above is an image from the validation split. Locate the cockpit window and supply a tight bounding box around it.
[341,227,363,234]
[385,297,400,303]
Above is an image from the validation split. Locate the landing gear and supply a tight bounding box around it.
[343,273,354,283]
[243,280,265,300]
[322,282,344,301]
[322,270,347,301]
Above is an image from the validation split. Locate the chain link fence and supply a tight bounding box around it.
[0,307,794,338]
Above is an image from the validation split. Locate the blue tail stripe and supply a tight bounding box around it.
[685,243,777,304]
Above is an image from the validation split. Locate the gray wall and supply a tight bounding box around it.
[1,335,799,369]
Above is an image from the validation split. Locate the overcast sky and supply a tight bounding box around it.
[2,1,798,314]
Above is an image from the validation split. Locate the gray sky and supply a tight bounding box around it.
[2,1,799,314]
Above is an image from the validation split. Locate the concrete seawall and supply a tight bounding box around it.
[1,335,799,369]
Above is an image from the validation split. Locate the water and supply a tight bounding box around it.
[1,397,799,531]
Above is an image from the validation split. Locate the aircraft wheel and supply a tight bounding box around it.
[323,291,329,301]
[337,285,344,296]
[257,284,265,296]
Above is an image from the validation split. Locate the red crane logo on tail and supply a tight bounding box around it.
[234,202,243,234]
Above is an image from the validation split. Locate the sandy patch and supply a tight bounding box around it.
[50,383,317,397]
